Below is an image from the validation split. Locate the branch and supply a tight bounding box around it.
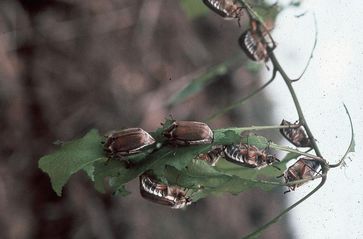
[291,13,318,82]
[242,158,329,239]
[269,52,323,158]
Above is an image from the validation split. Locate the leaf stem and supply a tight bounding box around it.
[212,123,297,133]
[269,52,323,158]
[269,143,322,161]
[242,160,329,239]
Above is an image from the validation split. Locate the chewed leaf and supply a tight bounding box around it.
[38,129,104,196]
[83,164,95,181]
[93,159,127,193]
[214,129,242,145]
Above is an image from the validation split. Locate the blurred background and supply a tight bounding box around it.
[0,0,361,239]
[0,0,290,238]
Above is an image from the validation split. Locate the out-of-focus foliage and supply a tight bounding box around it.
[180,0,209,19]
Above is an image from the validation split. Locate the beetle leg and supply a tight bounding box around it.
[272,165,281,171]
[163,121,178,138]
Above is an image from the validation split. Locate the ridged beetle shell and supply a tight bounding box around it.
[282,158,319,193]
[103,128,155,159]
[202,0,244,20]
[280,120,312,147]
[139,173,192,209]
[238,19,274,62]
[224,144,279,168]
[163,121,213,146]
[239,29,269,62]
[197,147,224,166]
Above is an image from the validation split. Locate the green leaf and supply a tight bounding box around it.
[108,148,174,193]
[93,159,127,193]
[108,145,212,193]
[215,159,284,190]
[38,129,104,196]
[82,164,95,181]
[214,130,242,145]
[164,161,231,188]
[281,152,300,162]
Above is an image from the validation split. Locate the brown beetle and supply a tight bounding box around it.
[202,0,245,24]
[224,144,279,168]
[281,158,320,193]
[163,121,214,146]
[103,128,155,159]
[280,120,312,147]
[197,147,224,166]
[239,30,269,62]
[139,172,192,209]
[238,19,275,62]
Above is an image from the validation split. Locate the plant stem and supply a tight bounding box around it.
[242,172,327,239]
[269,143,323,161]
[269,52,323,158]
[212,124,297,133]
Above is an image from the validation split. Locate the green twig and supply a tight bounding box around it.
[212,123,298,133]
[242,178,325,238]
[269,143,323,161]
[242,158,329,239]
[269,52,323,158]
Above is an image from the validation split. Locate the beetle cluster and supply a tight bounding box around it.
[102,120,288,208]
[102,115,322,207]
[102,120,216,208]
[197,142,281,170]
[277,119,320,192]
[202,0,276,63]
[223,143,279,168]
[98,2,321,208]
[103,120,214,161]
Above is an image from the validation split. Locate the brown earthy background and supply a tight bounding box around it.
[0,1,292,238]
